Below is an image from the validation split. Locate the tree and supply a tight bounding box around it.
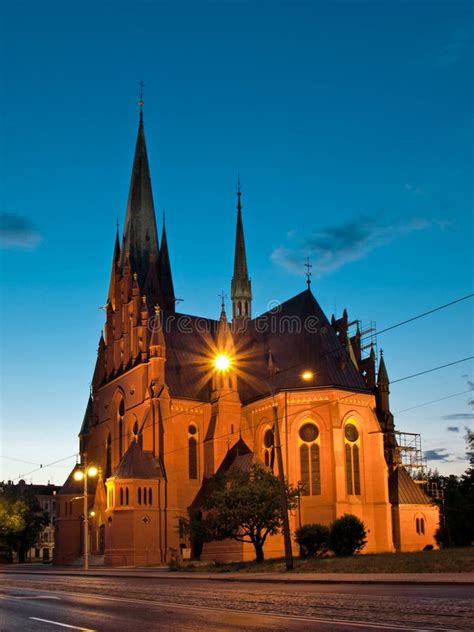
[329,514,367,556]
[0,490,47,562]
[202,463,299,563]
[431,429,474,547]
[295,523,329,558]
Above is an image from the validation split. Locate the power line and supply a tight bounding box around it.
[9,354,473,482]
[0,456,42,466]
[391,357,474,384]
[377,293,474,336]
[394,389,472,415]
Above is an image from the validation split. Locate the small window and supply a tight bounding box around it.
[149,487,152,505]
[138,487,142,505]
[120,488,123,506]
[125,487,129,505]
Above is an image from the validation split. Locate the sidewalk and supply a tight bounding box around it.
[2,566,474,585]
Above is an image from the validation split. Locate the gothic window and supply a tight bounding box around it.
[138,487,142,505]
[149,487,152,505]
[298,421,321,496]
[125,487,129,505]
[105,433,112,479]
[263,427,275,470]
[344,421,361,496]
[118,398,125,460]
[416,516,425,535]
[143,488,147,505]
[188,424,198,480]
[120,488,123,506]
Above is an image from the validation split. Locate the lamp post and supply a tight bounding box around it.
[73,456,98,571]
[272,399,294,570]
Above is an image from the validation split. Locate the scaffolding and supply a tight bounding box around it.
[394,430,444,503]
[394,431,427,479]
[347,319,377,361]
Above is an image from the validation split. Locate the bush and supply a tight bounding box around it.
[295,523,330,558]
[329,514,367,556]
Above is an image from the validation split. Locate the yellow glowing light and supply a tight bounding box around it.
[90,510,96,517]
[301,370,314,381]
[214,354,231,371]
[73,470,84,481]
[87,466,98,477]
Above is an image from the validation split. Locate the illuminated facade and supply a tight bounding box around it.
[55,112,438,566]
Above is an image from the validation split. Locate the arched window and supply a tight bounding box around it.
[149,487,152,506]
[105,433,112,479]
[188,424,198,480]
[143,488,147,505]
[138,487,142,505]
[416,515,425,535]
[119,488,123,506]
[344,421,361,496]
[118,398,125,460]
[125,487,129,505]
[298,421,321,496]
[263,427,275,470]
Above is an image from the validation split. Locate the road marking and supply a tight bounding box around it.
[15,595,61,600]
[29,618,95,631]
[1,586,456,632]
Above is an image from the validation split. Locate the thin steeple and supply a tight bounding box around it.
[107,223,121,308]
[157,212,176,312]
[376,349,390,413]
[231,178,252,320]
[120,103,160,299]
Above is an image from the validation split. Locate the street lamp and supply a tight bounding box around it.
[214,353,232,371]
[73,458,98,571]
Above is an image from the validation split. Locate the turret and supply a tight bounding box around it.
[157,215,176,312]
[231,180,252,322]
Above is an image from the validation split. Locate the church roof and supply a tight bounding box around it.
[112,440,163,480]
[394,468,434,505]
[163,289,367,404]
[189,438,255,512]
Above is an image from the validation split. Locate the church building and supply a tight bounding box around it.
[54,109,439,566]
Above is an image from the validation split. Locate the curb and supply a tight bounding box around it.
[1,569,473,585]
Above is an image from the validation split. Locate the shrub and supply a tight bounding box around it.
[295,523,330,558]
[329,514,367,556]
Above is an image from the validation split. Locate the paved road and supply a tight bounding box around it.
[0,572,473,631]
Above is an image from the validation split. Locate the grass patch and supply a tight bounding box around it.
[180,547,474,574]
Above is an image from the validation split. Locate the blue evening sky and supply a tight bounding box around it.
[1,1,472,483]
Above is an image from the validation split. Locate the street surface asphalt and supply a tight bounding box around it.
[0,570,473,631]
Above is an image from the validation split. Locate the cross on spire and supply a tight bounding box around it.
[304,257,312,288]
[218,290,227,311]
[138,80,145,116]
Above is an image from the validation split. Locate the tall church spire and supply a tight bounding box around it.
[231,179,252,321]
[157,213,176,312]
[120,109,160,299]
[376,350,390,413]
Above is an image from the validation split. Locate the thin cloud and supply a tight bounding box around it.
[0,213,41,248]
[435,28,472,67]
[272,216,433,277]
[441,413,474,421]
[425,449,450,462]
[446,427,460,433]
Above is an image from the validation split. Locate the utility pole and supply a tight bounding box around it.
[83,453,89,571]
[272,401,294,570]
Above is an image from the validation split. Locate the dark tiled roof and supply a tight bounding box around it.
[112,440,163,480]
[163,289,367,404]
[396,468,433,505]
[189,438,256,512]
